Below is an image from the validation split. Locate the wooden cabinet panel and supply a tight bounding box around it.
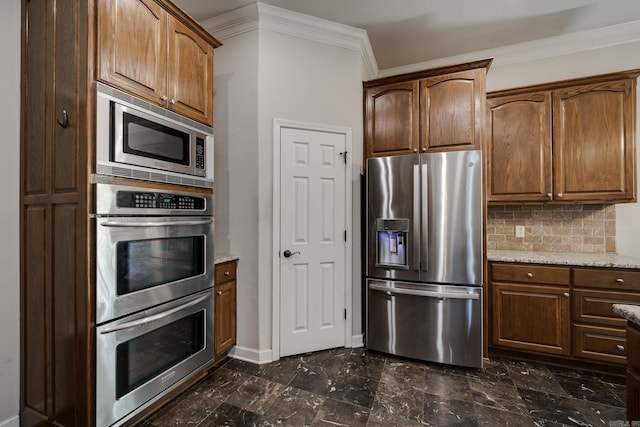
[573,289,640,327]
[214,280,237,359]
[627,322,640,370]
[167,17,213,124]
[492,283,570,355]
[491,263,570,285]
[574,268,640,291]
[363,60,491,161]
[98,0,219,124]
[22,0,91,425]
[420,68,484,151]
[487,72,638,204]
[487,91,552,202]
[98,0,167,104]
[627,367,640,422]
[572,324,626,364]
[214,260,237,360]
[364,81,420,158]
[554,79,636,202]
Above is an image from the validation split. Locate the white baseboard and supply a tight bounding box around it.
[0,415,19,427]
[351,334,364,348]
[227,345,273,365]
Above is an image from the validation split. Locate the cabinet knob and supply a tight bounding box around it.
[422,147,427,152]
[557,193,563,198]
[526,272,533,278]
[616,278,625,284]
[563,292,569,297]
[161,95,167,101]
[170,98,176,105]
[413,148,418,153]
[547,193,553,199]
[217,290,223,295]
[617,344,625,351]
[224,271,230,276]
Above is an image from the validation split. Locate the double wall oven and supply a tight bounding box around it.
[94,183,215,427]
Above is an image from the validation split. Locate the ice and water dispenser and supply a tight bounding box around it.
[375,219,410,268]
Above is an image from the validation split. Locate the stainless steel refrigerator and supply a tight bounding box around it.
[366,150,483,368]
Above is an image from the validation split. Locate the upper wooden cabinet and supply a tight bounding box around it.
[98,0,221,125]
[487,71,639,204]
[487,91,552,202]
[364,59,492,159]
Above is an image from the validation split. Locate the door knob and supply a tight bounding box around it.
[283,250,300,258]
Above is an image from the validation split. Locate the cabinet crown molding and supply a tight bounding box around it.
[201,2,378,78]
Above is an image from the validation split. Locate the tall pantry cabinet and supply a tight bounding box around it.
[20,0,220,425]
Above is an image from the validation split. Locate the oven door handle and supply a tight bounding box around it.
[100,218,213,227]
[99,292,210,334]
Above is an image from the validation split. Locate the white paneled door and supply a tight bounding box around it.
[279,126,347,357]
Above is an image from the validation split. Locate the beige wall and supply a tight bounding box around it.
[0,0,21,425]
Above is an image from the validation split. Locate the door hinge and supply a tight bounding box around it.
[344,308,347,319]
[344,230,347,242]
[339,151,348,164]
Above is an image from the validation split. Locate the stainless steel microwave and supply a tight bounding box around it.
[96,82,214,188]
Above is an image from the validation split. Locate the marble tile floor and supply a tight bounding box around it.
[142,348,627,426]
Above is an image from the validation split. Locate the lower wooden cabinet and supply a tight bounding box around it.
[626,322,640,421]
[490,262,640,368]
[214,260,237,361]
[491,263,571,355]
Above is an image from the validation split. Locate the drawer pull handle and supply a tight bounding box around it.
[217,291,223,296]
[563,292,569,297]
[224,271,230,276]
[617,345,625,351]
[526,272,533,278]
[616,278,624,284]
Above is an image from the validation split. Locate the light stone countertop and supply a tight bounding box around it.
[612,304,640,326]
[214,254,239,264]
[487,250,640,269]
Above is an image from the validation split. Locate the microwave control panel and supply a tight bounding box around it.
[116,190,206,211]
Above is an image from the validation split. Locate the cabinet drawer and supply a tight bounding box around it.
[491,263,570,285]
[628,323,640,371]
[215,261,237,284]
[573,289,640,327]
[574,268,640,291]
[572,324,626,365]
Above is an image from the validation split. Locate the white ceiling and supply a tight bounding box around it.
[174,0,640,69]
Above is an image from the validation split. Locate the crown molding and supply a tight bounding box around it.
[202,2,378,78]
[377,19,640,78]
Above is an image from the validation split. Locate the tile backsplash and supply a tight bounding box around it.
[487,204,616,253]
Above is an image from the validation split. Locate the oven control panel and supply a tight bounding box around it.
[116,190,206,210]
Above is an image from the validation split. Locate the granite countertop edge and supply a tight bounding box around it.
[612,304,640,326]
[214,254,240,264]
[487,249,640,269]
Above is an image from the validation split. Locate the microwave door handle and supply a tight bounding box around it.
[100,219,213,227]
[99,292,210,334]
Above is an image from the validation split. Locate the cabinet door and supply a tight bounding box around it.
[214,281,236,359]
[553,79,636,202]
[420,68,485,151]
[167,17,214,125]
[492,283,570,355]
[364,81,420,158]
[487,92,553,202]
[98,0,167,105]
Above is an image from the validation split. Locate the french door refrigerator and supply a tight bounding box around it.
[366,150,483,368]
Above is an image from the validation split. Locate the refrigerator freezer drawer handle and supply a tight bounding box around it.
[369,283,479,300]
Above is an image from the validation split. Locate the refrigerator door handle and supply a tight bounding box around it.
[421,161,428,272]
[412,163,420,272]
[369,283,479,300]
